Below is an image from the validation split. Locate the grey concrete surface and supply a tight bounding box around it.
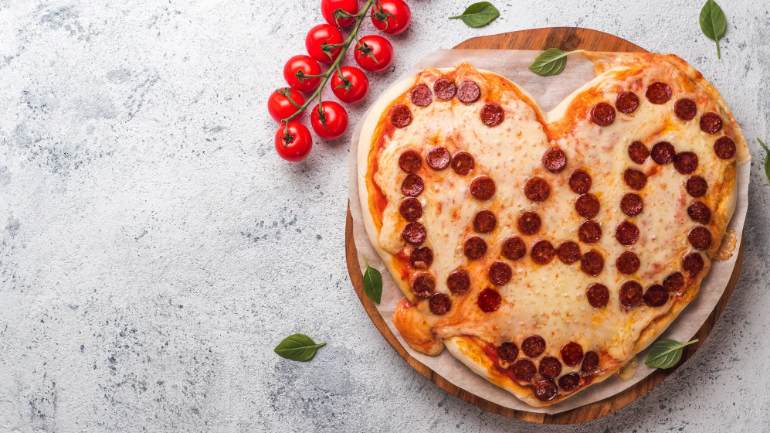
[1,1,769,432]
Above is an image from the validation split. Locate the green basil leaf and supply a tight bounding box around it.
[449,2,500,28]
[363,265,383,304]
[529,48,570,77]
[700,0,727,59]
[759,139,770,182]
[274,333,326,362]
[644,338,698,369]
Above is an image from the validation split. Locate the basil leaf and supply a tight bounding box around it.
[759,139,770,182]
[274,333,326,362]
[644,338,698,369]
[363,265,383,304]
[449,2,500,28]
[529,48,570,77]
[700,0,727,59]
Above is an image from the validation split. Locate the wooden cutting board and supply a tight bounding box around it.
[345,27,743,424]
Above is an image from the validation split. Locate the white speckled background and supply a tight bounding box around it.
[0,1,768,432]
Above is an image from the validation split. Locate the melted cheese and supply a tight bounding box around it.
[360,60,741,398]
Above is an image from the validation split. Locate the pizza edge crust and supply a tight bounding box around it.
[356,55,745,407]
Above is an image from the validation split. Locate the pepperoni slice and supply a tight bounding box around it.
[651,141,675,165]
[410,84,432,107]
[426,147,451,170]
[586,283,609,308]
[620,193,644,216]
[646,82,672,104]
[402,222,426,245]
[686,176,708,198]
[643,284,669,307]
[674,98,697,121]
[390,104,412,128]
[522,335,546,358]
[488,261,512,286]
[401,174,424,197]
[687,201,711,224]
[539,356,563,379]
[533,378,558,402]
[429,293,452,315]
[470,176,496,200]
[447,269,471,295]
[451,151,475,175]
[531,240,555,265]
[502,237,527,261]
[663,272,685,293]
[616,91,640,114]
[619,281,643,308]
[714,136,736,160]
[580,251,604,276]
[497,342,519,363]
[700,112,723,134]
[575,193,600,219]
[473,210,497,233]
[542,147,567,173]
[512,359,536,382]
[557,241,581,264]
[517,211,542,235]
[433,78,457,101]
[616,251,640,274]
[688,226,712,250]
[409,246,433,269]
[615,221,640,245]
[569,170,592,194]
[463,236,487,260]
[411,272,435,299]
[560,342,584,366]
[578,221,602,244]
[457,80,481,104]
[558,373,581,392]
[590,102,616,126]
[398,150,422,173]
[673,151,698,175]
[480,103,505,127]
[683,252,704,276]
[477,288,501,313]
[628,141,649,164]
[624,168,647,190]
[524,177,551,202]
[581,351,600,375]
[399,197,422,221]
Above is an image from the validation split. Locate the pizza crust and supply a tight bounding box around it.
[356,54,746,407]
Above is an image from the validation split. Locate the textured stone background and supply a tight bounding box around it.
[1,1,769,432]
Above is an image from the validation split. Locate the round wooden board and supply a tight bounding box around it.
[345,27,744,424]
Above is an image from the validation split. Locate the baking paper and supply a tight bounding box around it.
[347,49,750,414]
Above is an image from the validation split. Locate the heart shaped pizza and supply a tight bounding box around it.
[356,53,746,407]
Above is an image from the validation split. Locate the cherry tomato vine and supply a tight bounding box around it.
[269,0,410,161]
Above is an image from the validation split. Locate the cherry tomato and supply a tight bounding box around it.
[267,88,305,123]
[371,0,411,35]
[330,66,369,103]
[275,121,313,161]
[321,0,359,28]
[310,101,348,139]
[283,55,323,93]
[305,24,344,64]
[354,35,393,73]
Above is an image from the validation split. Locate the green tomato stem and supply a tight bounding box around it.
[282,0,376,124]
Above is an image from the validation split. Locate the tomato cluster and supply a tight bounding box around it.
[269,0,411,162]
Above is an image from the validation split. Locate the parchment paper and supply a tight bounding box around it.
[347,50,751,414]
